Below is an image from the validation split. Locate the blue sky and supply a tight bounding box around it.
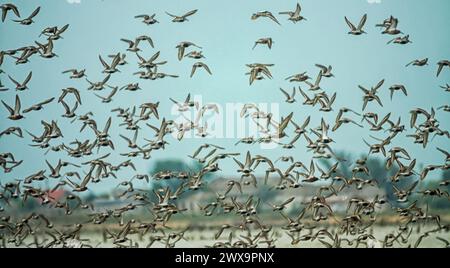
[0,0,449,193]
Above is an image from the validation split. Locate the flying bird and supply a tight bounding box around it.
[1,3,20,22]
[2,94,24,120]
[389,84,408,100]
[22,97,55,113]
[345,14,367,35]
[166,9,198,22]
[8,71,32,91]
[12,6,39,25]
[406,58,428,67]
[135,13,158,25]
[252,38,274,50]
[190,62,212,78]
[359,79,385,110]
[176,41,202,61]
[279,3,306,23]
[251,11,281,25]
[436,60,450,77]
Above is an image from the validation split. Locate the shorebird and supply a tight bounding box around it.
[345,14,367,35]
[35,39,57,58]
[0,126,22,138]
[65,172,93,192]
[439,84,450,92]
[22,97,54,113]
[333,116,363,131]
[155,71,179,80]
[420,164,443,180]
[94,85,118,103]
[291,115,310,136]
[176,41,202,61]
[170,93,199,112]
[279,87,296,103]
[406,58,428,67]
[389,84,407,100]
[362,112,379,126]
[135,14,158,25]
[275,112,294,138]
[110,53,127,65]
[60,100,78,118]
[8,71,32,91]
[376,15,396,28]
[387,35,411,45]
[267,197,295,211]
[12,6,39,25]
[120,130,139,149]
[298,160,318,183]
[279,3,306,23]
[86,75,110,91]
[311,118,333,144]
[251,11,281,25]
[166,9,198,22]
[305,71,322,91]
[379,16,402,35]
[437,105,450,112]
[235,137,256,146]
[62,69,86,79]
[184,51,205,59]
[233,151,255,176]
[359,79,384,110]
[136,51,167,68]
[315,64,334,78]
[9,48,36,65]
[317,92,337,112]
[286,72,310,82]
[298,87,315,105]
[386,117,406,134]
[2,94,23,120]
[120,83,142,91]
[409,107,433,128]
[59,87,82,105]
[40,26,57,36]
[252,38,273,50]
[190,62,212,77]
[1,3,20,22]
[45,160,64,178]
[365,112,391,131]
[436,60,450,77]
[43,24,69,40]
[121,36,154,52]
[99,53,121,74]
[392,180,418,203]
[337,107,361,119]
[246,63,274,85]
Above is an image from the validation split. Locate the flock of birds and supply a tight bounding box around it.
[0,2,449,248]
